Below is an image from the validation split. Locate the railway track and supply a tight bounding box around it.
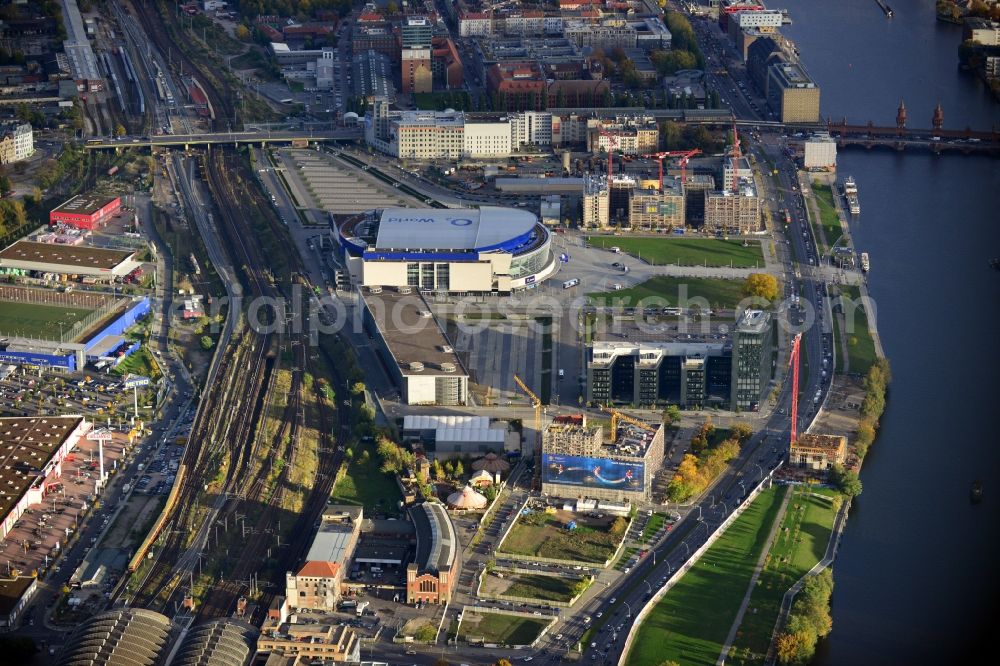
[124,0,233,130]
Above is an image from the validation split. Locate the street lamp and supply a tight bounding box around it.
[623,601,632,618]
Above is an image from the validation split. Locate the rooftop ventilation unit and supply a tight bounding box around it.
[369,286,383,294]
[409,361,425,372]
[417,310,432,318]
[440,345,453,353]
[440,362,456,373]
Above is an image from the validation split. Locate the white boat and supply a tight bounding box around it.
[860,252,870,273]
[843,177,861,215]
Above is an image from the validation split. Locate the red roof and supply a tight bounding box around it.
[298,561,341,578]
[461,12,490,20]
[358,11,382,22]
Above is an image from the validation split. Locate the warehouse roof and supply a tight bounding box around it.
[0,417,84,522]
[52,194,120,216]
[411,502,457,574]
[0,240,134,271]
[305,523,356,565]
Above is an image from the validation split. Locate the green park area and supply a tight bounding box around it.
[810,182,844,250]
[0,301,94,340]
[457,611,550,645]
[727,487,840,664]
[627,485,787,666]
[587,276,746,310]
[587,236,765,268]
[838,286,877,375]
[328,444,403,517]
[113,346,162,381]
[501,572,590,603]
[498,511,625,564]
[640,513,668,544]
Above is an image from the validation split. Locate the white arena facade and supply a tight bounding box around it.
[336,206,556,293]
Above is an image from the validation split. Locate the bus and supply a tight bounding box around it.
[562,278,580,289]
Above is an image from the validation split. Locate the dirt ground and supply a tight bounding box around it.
[102,494,164,550]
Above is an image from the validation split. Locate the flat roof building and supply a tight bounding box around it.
[49,194,121,230]
[731,309,774,411]
[540,414,664,503]
[359,288,469,406]
[285,505,363,611]
[401,414,513,458]
[766,61,821,124]
[704,182,763,234]
[0,240,139,277]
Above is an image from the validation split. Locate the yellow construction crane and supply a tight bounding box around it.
[513,374,542,436]
[600,407,655,437]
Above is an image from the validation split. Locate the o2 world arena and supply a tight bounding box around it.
[336,206,556,294]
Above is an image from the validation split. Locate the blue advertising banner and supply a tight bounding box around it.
[542,453,644,492]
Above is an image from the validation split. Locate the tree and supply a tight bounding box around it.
[432,458,445,482]
[494,660,514,666]
[433,659,451,666]
[731,422,753,442]
[414,624,436,642]
[199,336,213,350]
[351,381,366,396]
[662,404,681,426]
[235,24,252,41]
[0,175,10,197]
[609,516,628,536]
[454,460,464,478]
[829,463,862,497]
[114,123,127,137]
[743,273,779,301]
[444,460,455,478]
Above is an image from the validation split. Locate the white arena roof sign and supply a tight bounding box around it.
[374,206,537,252]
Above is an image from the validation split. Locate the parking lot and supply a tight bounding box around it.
[0,366,156,421]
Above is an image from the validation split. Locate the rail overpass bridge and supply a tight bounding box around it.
[82,128,363,150]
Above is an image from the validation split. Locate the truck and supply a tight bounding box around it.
[355,601,370,616]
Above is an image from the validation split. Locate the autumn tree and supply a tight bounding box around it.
[114,123,127,137]
[731,422,753,442]
[454,460,464,478]
[609,516,628,537]
[235,24,251,41]
[743,273,779,301]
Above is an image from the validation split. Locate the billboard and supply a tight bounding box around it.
[541,454,645,492]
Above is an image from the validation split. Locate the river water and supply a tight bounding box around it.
[774,1,1000,662]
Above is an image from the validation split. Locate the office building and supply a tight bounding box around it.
[803,133,837,170]
[511,111,554,147]
[540,414,664,503]
[401,16,433,48]
[703,182,763,234]
[257,622,361,662]
[731,309,773,411]
[564,19,637,50]
[682,173,716,225]
[401,46,433,94]
[587,341,733,410]
[789,433,847,471]
[766,61,821,124]
[431,37,464,90]
[487,61,547,111]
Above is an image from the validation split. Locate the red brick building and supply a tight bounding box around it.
[487,61,547,112]
[432,37,464,90]
[547,79,611,108]
[405,502,460,605]
[49,194,121,230]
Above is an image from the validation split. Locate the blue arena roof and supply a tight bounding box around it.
[373,207,537,254]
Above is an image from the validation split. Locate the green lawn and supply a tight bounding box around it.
[113,346,162,381]
[587,276,747,310]
[457,611,550,645]
[811,182,844,250]
[587,237,765,268]
[498,514,623,564]
[329,450,403,516]
[627,485,787,666]
[503,573,587,603]
[614,546,639,571]
[640,513,668,544]
[0,301,94,340]
[839,286,877,375]
[728,488,839,664]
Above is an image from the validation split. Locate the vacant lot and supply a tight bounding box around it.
[628,486,786,666]
[329,448,403,516]
[457,611,550,645]
[588,237,765,268]
[811,182,844,249]
[0,301,94,340]
[588,276,747,310]
[839,285,877,375]
[486,572,588,603]
[498,511,624,564]
[729,488,839,663]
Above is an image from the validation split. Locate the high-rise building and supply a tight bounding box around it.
[731,309,773,411]
[703,183,762,234]
[582,175,610,229]
[401,47,433,94]
[766,61,821,124]
[401,16,433,48]
[628,181,686,231]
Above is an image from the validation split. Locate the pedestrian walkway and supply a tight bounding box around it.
[715,486,793,665]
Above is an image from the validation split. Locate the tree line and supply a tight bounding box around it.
[776,569,834,664]
[667,421,753,502]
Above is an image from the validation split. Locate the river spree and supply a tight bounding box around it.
[778,1,1000,663]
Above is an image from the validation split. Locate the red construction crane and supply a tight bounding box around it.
[789,333,802,446]
[730,122,742,193]
[597,125,620,181]
[724,4,768,13]
[643,149,702,191]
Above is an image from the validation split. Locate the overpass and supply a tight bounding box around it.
[82,128,363,150]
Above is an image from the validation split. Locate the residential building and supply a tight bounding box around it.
[406,502,460,604]
[0,122,33,164]
[256,622,361,662]
[582,175,610,229]
[284,506,363,611]
[766,61,821,124]
[682,173,716,225]
[564,19,637,50]
[352,24,398,62]
[628,182,686,231]
[721,156,753,190]
[789,433,847,471]
[487,61,547,111]
[511,110,554,148]
[964,18,1000,46]
[459,12,493,37]
[587,116,659,155]
[731,309,773,411]
[401,46,433,94]
[540,414,664,503]
[431,37,464,89]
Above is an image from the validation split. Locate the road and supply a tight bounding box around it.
[81,128,363,149]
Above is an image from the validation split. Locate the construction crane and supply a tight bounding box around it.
[600,406,655,438]
[789,333,802,446]
[513,374,542,437]
[643,149,702,191]
[730,122,742,193]
[597,124,620,181]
